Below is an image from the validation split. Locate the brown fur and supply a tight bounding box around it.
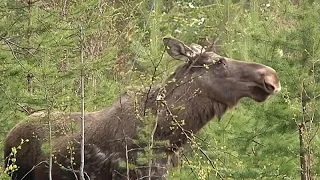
[4,37,281,180]
[3,111,98,180]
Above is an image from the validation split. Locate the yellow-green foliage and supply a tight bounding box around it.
[4,139,29,176]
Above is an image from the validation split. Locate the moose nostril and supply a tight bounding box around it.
[274,85,281,93]
[264,81,275,93]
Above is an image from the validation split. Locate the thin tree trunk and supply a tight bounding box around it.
[61,0,68,18]
[48,111,53,180]
[299,83,312,180]
[27,73,34,93]
[79,26,85,180]
[26,0,34,94]
[298,123,312,180]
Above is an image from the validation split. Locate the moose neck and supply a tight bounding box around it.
[150,64,229,147]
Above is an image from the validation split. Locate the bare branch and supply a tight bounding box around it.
[21,161,48,180]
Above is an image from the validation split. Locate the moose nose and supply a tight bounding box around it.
[258,66,281,94]
[274,83,281,93]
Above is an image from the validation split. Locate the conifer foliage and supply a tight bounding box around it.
[0,0,319,179]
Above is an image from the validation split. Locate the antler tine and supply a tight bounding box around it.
[198,37,220,52]
[213,37,219,46]
[207,36,220,52]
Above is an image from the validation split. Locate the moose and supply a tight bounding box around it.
[4,37,281,180]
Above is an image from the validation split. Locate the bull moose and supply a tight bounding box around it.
[4,37,281,180]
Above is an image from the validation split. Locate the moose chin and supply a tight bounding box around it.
[4,37,280,180]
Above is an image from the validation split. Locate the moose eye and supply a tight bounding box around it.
[216,58,226,66]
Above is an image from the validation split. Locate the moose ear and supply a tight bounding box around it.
[163,37,199,61]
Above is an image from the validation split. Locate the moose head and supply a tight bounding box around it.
[163,37,280,107]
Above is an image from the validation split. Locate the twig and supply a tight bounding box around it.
[142,48,165,116]
[198,148,223,179]
[181,153,198,179]
[21,161,48,180]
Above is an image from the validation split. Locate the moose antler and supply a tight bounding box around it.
[199,37,221,52]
